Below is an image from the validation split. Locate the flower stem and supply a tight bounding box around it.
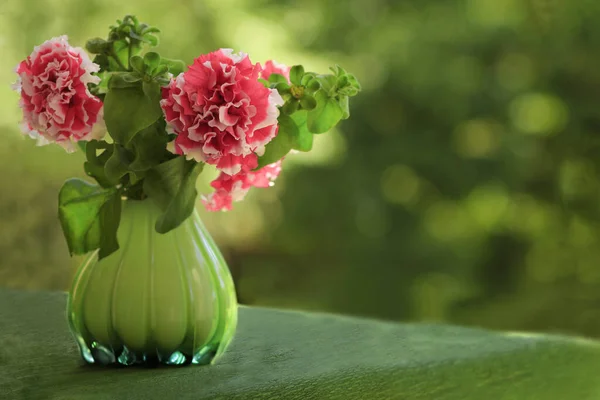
[110,49,128,71]
[127,41,133,70]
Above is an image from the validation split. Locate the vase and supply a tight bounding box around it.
[66,199,237,366]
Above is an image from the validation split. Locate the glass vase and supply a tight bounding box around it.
[66,199,237,366]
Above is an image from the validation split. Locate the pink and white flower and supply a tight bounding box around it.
[203,160,283,211]
[14,36,104,151]
[260,60,291,83]
[202,59,292,211]
[161,49,284,176]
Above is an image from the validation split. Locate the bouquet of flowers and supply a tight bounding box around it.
[13,15,361,260]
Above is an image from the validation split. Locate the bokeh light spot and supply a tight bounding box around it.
[380,164,421,207]
[466,184,510,231]
[467,0,526,28]
[453,119,501,158]
[509,93,568,136]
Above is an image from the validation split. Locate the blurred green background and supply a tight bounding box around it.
[2,0,600,338]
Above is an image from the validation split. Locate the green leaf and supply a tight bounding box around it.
[121,72,142,83]
[268,73,288,84]
[143,158,204,233]
[289,111,313,152]
[289,65,305,86]
[85,38,110,54]
[301,72,317,86]
[274,82,291,93]
[141,26,160,35]
[77,141,88,153]
[142,81,160,99]
[58,179,121,260]
[142,33,159,46]
[130,55,145,73]
[109,72,142,89]
[104,144,131,183]
[93,54,110,72]
[104,86,162,145]
[339,86,360,97]
[112,39,130,67]
[83,140,115,188]
[306,78,321,91]
[300,95,317,111]
[316,74,338,94]
[282,99,300,115]
[143,52,161,74]
[339,95,350,119]
[160,58,187,76]
[337,75,350,88]
[94,71,111,94]
[307,89,344,134]
[330,64,347,76]
[346,73,361,90]
[128,120,169,171]
[154,65,169,76]
[257,115,295,168]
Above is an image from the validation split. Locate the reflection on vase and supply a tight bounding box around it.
[67,199,237,366]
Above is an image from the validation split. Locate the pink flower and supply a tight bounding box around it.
[260,60,291,83]
[13,36,104,151]
[161,49,284,176]
[203,160,283,211]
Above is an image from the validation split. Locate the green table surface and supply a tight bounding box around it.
[1,289,599,400]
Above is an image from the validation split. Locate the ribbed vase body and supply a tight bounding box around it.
[67,200,237,366]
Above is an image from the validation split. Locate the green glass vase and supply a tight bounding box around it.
[67,199,237,366]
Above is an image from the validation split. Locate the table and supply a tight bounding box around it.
[1,289,599,399]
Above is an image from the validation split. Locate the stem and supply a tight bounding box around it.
[110,49,128,71]
[127,41,133,70]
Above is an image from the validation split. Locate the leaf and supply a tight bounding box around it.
[268,73,288,84]
[339,95,350,120]
[142,33,159,46]
[315,74,338,94]
[58,179,122,259]
[337,75,350,88]
[103,86,162,145]
[143,52,161,74]
[257,115,295,168]
[94,71,111,94]
[300,95,317,111]
[85,38,110,54]
[274,82,291,94]
[109,72,142,89]
[306,78,321,91]
[143,158,204,234]
[307,89,344,134]
[301,72,317,86]
[83,140,115,188]
[130,55,145,73]
[128,120,169,171]
[112,39,130,66]
[142,81,160,99]
[330,64,347,76]
[289,111,313,152]
[104,144,131,183]
[346,73,361,91]
[290,65,305,86]
[282,99,300,115]
[339,86,360,97]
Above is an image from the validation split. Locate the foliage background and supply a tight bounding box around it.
[2,0,600,338]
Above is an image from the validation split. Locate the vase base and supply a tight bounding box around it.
[80,341,220,367]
